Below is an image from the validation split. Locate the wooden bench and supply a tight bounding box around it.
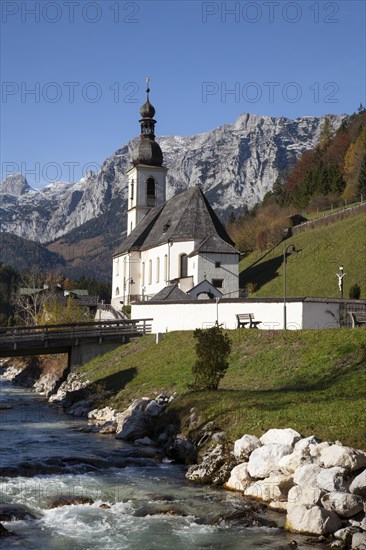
[348,312,366,328]
[236,313,261,329]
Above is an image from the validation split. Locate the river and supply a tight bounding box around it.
[0,378,325,549]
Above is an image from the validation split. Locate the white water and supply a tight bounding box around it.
[0,380,325,549]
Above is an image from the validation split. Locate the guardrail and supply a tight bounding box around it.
[0,319,153,349]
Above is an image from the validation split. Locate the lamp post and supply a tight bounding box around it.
[283,244,298,330]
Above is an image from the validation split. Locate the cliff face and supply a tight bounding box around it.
[0,113,345,244]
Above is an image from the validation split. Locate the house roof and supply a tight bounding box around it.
[187,279,223,297]
[150,284,189,302]
[114,186,238,256]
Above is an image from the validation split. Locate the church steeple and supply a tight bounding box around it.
[132,78,163,167]
[127,78,167,235]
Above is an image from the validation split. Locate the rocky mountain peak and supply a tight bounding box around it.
[0,173,32,197]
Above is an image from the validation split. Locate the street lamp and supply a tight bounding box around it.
[283,244,298,330]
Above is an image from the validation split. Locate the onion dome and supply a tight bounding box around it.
[131,78,164,167]
[132,138,163,167]
[140,99,155,119]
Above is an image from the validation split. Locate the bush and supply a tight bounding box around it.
[192,324,232,390]
[349,283,361,299]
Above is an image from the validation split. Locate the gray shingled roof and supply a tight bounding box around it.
[114,186,238,256]
[188,233,237,256]
[150,284,189,301]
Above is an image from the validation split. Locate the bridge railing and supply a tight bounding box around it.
[0,319,153,345]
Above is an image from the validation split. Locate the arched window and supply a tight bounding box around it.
[164,254,168,282]
[156,257,160,283]
[180,254,188,278]
[115,258,119,277]
[146,178,156,207]
[148,260,152,285]
[115,287,120,296]
[123,257,127,285]
[130,179,134,202]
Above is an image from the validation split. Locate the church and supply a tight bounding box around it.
[111,85,239,308]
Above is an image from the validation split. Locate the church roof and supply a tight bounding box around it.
[150,284,189,301]
[188,233,237,256]
[114,186,238,256]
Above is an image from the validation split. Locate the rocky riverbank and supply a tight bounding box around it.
[1,358,365,549]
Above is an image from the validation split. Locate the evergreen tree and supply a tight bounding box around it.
[319,118,332,150]
[192,325,232,391]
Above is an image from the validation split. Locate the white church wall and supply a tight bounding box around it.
[132,300,308,333]
[111,250,142,308]
[141,243,170,298]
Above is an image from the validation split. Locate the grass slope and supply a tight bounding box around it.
[81,329,366,450]
[240,213,366,298]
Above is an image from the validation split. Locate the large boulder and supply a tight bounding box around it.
[233,434,261,460]
[169,434,197,464]
[334,526,362,544]
[225,463,253,492]
[260,428,301,447]
[352,532,366,549]
[248,444,293,479]
[115,398,152,440]
[316,467,349,493]
[294,435,319,453]
[88,406,116,424]
[186,445,229,483]
[115,412,151,441]
[293,464,322,487]
[33,373,61,397]
[244,473,294,503]
[310,441,331,460]
[145,400,164,417]
[49,373,89,403]
[350,470,366,497]
[321,492,364,518]
[287,484,323,507]
[319,445,366,471]
[285,504,342,535]
[279,450,312,475]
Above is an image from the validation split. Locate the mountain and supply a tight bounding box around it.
[0,113,346,247]
[0,233,66,272]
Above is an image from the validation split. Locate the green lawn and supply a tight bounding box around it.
[80,329,366,450]
[240,213,366,298]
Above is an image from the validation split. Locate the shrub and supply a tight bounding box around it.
[192,324,232,390]
[349,283,361,299]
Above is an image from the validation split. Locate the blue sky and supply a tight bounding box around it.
[1,0,365,187]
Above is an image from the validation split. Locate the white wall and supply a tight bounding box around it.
[131,300,309,333]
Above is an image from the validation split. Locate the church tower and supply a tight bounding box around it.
[127,80,167,235]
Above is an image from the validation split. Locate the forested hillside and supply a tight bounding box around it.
[228,108,366,255]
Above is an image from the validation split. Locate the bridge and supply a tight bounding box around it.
[0,319,152,369]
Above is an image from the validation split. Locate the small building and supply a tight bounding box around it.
[111,85,239,308]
